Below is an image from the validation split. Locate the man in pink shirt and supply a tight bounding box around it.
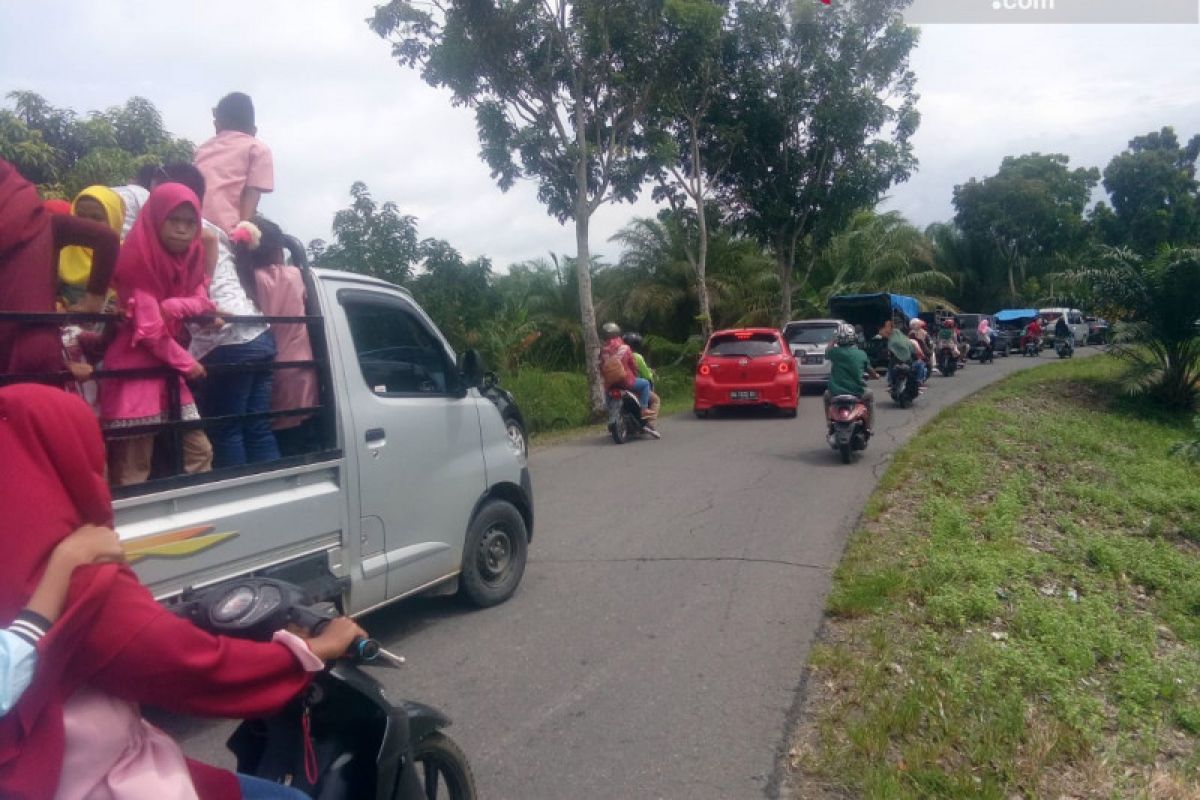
[193,92,274,234]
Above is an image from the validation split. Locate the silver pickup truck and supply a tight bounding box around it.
[111,267,532,614]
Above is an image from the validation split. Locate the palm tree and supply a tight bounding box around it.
[797,211,957,318]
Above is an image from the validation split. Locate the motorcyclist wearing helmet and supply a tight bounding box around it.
[825,324,879,432]
[936,315,960,359]
[599,323,652,412]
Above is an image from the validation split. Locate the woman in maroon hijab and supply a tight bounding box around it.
[0,384,364,799]
[0,159,120,377]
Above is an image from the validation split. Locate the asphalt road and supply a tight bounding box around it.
[172,347,1092,799]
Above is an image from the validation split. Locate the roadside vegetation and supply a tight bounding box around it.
[789,356,1200,799]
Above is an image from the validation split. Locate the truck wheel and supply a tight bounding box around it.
[411,731,478,800]
[459,500,528,607]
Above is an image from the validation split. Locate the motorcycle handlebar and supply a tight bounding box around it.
[292,605,382,663]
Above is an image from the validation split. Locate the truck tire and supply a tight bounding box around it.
[459,500,528,607]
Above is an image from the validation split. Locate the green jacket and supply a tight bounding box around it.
[888,329,915,362]
[633,352,656,383]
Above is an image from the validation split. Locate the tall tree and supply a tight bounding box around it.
[371,0,670,416]
[309,181,421,285]
[1095,127,1200,255]
[648,0,728,338]
[953,153,1099,304]
[711,0,920,324]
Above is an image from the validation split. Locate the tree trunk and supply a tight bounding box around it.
[777,250,793,327]
[573,87,605,419]
[689,121,713,340]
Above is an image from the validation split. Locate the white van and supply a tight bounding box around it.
[1038,308,1088,346]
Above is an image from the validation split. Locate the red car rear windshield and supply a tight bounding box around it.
[708,333,782,357]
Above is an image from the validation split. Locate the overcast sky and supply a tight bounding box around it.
[3,2,1199,268]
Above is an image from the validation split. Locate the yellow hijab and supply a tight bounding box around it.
[58,186,125,289]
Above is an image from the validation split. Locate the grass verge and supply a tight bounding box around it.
[789,355,1200,799]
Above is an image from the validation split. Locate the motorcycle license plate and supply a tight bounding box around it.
[730,390,758,401]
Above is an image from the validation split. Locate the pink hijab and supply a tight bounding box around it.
[111,183,204,302]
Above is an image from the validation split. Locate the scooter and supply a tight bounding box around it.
[1023,337,1041,357]
[888,358,920,408]
[1055,336,1075,359]
[936,344,958,377]
[607,387,660,444]
[177,577,477,800]
[827,394,871,463]
[968,336,994,364]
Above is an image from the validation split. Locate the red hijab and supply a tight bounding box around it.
[0,385,147,798]
[112,182,205,301]
[0,159,48,257]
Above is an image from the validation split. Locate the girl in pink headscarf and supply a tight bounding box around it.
[100,183,215,486]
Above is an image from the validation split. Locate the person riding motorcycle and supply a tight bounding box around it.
[599,323,651,414]
[882,318,927,385]
[622,332,661,421]
[936,316,960,359]
[977,316,995,349]
[824,324,879,432]
[1054,315,1071,342]
[909,318,933,363]
[1021,318,1043,351]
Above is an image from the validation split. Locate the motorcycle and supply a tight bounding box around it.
[607,387,659,444]
[1023,337,1041,357]
[936,344,958,377]
[1055,336,1075,359]
[888,358,920,408]
[827,394,870,463]
[177,577,477,800]
[968,336,994,364]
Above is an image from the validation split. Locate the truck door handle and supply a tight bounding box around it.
[365,428,386,443]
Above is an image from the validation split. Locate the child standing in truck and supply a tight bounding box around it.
[193,92,274,235]
[100,183,215,486]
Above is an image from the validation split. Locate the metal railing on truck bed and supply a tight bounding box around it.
[0,308,341,498]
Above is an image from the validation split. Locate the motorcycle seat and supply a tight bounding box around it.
[830,394,862,404]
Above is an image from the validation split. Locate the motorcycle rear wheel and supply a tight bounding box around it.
[839,441,852,464]
[410,732,477,800]
[609,417,630,444]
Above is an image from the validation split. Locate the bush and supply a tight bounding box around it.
[1174,416,1200,464]
[502,369,591,434]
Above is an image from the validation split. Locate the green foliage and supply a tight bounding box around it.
[952,153,1099,306]
[1064,246,1200,409]
[0,91,193,198]
[796,356,1200,798]
[1172,416,1200,464]
[711,0,920,322]
[309,182,420,286]
[1096,126,1200,255]
[798,210,956,317]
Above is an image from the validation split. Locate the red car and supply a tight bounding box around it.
[693,328,799,418]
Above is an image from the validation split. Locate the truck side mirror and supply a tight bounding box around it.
[460,349,485,390]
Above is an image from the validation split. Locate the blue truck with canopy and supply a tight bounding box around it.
[993,308,1039,353]
[827,292,921,366]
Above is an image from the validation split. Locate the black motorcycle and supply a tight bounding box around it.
[606,387,658,444]
[936,343,958,377]
[1023,337,1041,357]
[178,577,477,800]
[888,358,920,408]
[1055,336,1075,359]
[968,336,994,364]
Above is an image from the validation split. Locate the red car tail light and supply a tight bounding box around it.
[698,363,711,376]
[778,359,792,373]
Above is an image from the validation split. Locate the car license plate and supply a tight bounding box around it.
[802,354,823,365]
[730,390,758,401]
